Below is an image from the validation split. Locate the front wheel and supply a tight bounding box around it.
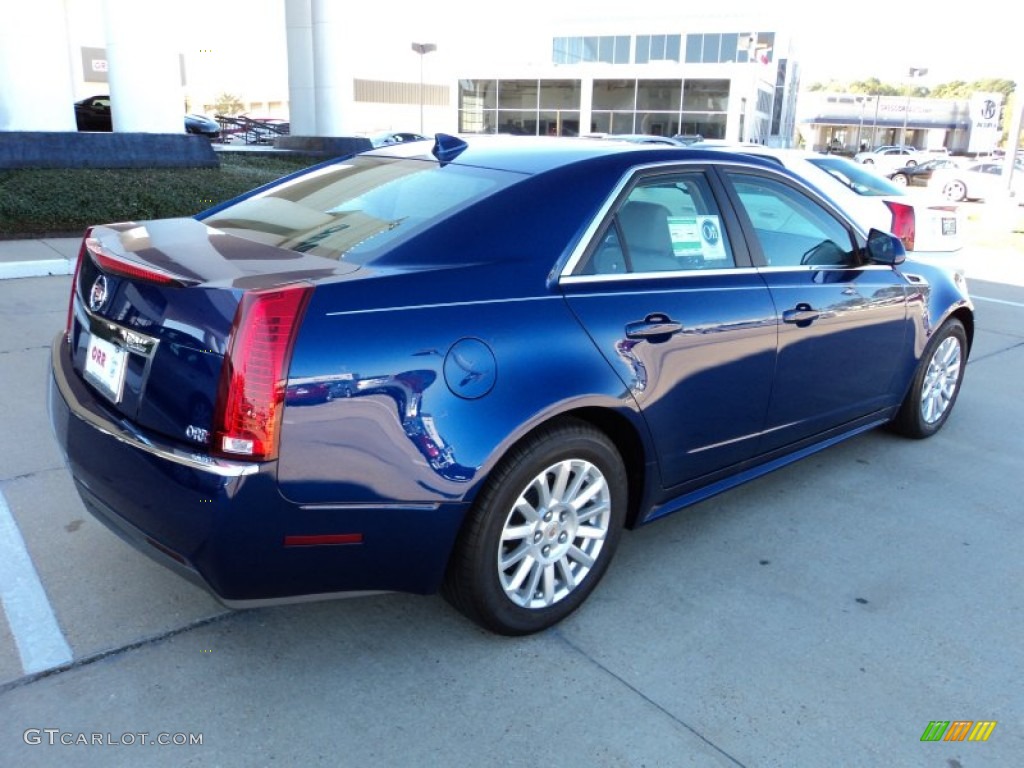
[890,318,967,438]
[443,420,627,635]
[891,173,908,187]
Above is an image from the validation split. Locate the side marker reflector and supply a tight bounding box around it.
[283,534,364,547]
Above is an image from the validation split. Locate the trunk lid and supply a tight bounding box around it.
[68,217,357,452]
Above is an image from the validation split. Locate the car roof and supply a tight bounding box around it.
[364,134,782,176]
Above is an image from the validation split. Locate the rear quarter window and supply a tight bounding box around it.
[203,157,520,263]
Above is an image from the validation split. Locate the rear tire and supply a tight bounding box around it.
[943,180,968,202]
[890,319,967,439]
[891,173,908,187]
[443,420,626,635]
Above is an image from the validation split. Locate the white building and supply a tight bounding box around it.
[450,26,799,145]
[1,1,800,150]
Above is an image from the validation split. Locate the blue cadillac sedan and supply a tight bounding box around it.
[49,135,973,635]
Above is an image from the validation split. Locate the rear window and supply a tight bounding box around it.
[202,156,520,263]
[806,156,904,197]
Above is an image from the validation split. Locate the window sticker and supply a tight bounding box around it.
[667,215,702,258]
[697,215,728,261]
[667,215,728,261]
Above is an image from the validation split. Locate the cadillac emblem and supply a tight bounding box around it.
[88,275,109,312]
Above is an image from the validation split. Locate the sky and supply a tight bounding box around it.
[172,0,1020,98]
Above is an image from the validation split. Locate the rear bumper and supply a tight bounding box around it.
[48,333,467,603]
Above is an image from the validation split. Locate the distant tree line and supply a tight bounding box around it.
[807,78,1015,100]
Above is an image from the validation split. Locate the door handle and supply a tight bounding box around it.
[625,313,683,340]
[782,303,820,326]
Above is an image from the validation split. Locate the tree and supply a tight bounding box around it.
[211,93,245,116]
[808,78,1016,100]
[930,80,971,99]
[848,78,901,96]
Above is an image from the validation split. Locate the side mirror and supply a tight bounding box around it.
[865,228,906,266]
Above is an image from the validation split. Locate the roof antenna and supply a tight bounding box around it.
[432,133,468,166]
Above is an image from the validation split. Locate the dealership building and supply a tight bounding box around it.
[0,1,800,148]
[797,91,1004,155]
[448,27,799,144]
[0,0,1002,158]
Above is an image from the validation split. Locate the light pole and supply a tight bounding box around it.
[901,66,928,148]
[411,42,436,134]
[855,95,866,152]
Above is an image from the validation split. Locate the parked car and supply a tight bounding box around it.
[853,144,915,162]
[368,131,429,148]
[49,135,973,635]
[585,133,688,146]
[284,382,332,405]
[691,143,964,257]
[888,157,965,187]
[73,95,221,138]
[927,160,1024,202]
[853,145,923,172]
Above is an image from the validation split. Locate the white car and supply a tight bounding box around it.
[854,145,918,162]
[692,145,964,260]
[927,160,1024,202]
[853,145,926,174]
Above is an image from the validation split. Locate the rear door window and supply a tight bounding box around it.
[576,172,736,275]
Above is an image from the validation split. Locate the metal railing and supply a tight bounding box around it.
[215,116,291,146]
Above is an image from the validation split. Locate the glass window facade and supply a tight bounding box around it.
[590,78,729,139]
[553,35,631,64]
[635,34,681,63]
[553,31,774,66]
[683,80,729,111]
[460,79,581,136]
[684,32,775,64]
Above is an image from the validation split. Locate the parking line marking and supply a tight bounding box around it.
[972,295,1024,308]
[0,489,73,675]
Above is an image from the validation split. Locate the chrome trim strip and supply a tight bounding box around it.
[755,264,893,273]
[560,285,769,300]
[52,337,258,478]
[85,311,160,357]
[562,267,761,284]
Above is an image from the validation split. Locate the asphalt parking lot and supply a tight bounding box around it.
[0,210,1021,766]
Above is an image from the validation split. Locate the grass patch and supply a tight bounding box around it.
[0,154,316,238]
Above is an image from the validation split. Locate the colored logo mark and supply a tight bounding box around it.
[920,721,997,742]
[701,219,720,245]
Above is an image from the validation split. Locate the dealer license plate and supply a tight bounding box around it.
[84,334,128,403]
[942,217,957,235]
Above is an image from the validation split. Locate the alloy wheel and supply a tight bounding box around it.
[920,336,962,424]
[497,458,612,609]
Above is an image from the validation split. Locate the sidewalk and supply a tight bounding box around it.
[0,236,80,280]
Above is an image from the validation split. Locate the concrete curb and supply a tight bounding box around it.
[0,259,75,280]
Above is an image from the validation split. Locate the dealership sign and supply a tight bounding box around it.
[968,93,1002,153]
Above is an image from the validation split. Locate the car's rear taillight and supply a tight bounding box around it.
[884,201,916,251]
[212,284,313,461]
[65,229,92,341]
[86,237,193,286]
